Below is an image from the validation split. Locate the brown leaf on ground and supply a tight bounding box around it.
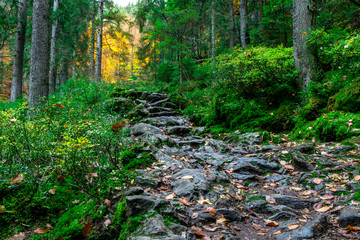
[11,174,24,184]
[266,195,276,204]
[315,206,331,212]
[274,231,282,235]
[284,165,294,171]
[49,189,56,195]
[346,225,360,231]
[320,193,335,200]
[265,220,279,227]
[197,197,212,205]
[203,207,217,216]
[112,121,127,132]
[104,220,111,227]
[252,223,263,231]
[104,199,111,208]
[8,232,26,240]
[180,175,194,180]
[329,205,345,213]
[216,216,229,226]
[202,225,219,232]
[354,175,360,181]
[191,212,199,219]
[313,202,322,210]
[179,197,194,206]
[256,232,266,236]
[288,224,299,230]
[214,234,225,239]
[165,193,176,200]
[313,178,323,185]
[82,221,92,237]
[34,228,49,234]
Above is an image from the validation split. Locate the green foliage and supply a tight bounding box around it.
[121,149,156,171]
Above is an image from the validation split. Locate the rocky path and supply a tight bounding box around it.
[116,90,360,240]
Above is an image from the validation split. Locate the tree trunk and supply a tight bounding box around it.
[179,52,183,84]
[10,0,27,102]
[211,0,215,66]
[90,0,96,80]
[257,0,263,30]
[28,0,51,109]
[49,0,59,93]
[229,0,235,49]
[95,0,103,83]
[293,0,316,91]
[240,0,247,48]
[59,57,69,86]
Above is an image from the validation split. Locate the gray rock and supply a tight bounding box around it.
[263,175,290,183]
[155,151,188,170]
[150,111,177,117]
[217,209,244,222]
[191,211,216,224]
[290,151,314,172]
[233,132,262,145]
[135,170,161,188]
[142,116,187,127]
[124,187,144,196]
[261,145,280,152]
[338,207,360,227]
[231,173,256,181]
[145,92,169,102]
[166,126,191,136]
[172,180,195,197]
[245,200,269,214]
[294,144,316,154]
[269,211,297,221]
[241,157,280,171]
[272,195,317,209]
[136,215,172,237]
[133,123,162,136]
[126,195,159,216]
[328,144,354,154]
[276,214,328,240]
[230,147,248,155]
[104,97,136,112]
[168,222,188,234]
[225,161,264,174]
[148,106,173,113]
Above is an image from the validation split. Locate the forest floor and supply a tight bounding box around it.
[112,89,360,240]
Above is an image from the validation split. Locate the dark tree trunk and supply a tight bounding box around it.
[90,0,96,80]
[10,0,27,101]
[49,0,59,93]
[229,0,235,49]
[59,57,69,86]
[28,0,51,109]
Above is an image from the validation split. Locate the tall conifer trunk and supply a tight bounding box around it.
[240,0,247,48]
[90,0,96,80]
[293,0,316,91]
[49,0,59,93]
[229,0,235,49]
[10,0,27,101]
[95,0,103,83]
[28,0,51,109]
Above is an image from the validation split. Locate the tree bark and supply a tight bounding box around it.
[59,57,69,86]
[28,0,51,109]
[229,0,235,49]
[240,0,247,48]
[90,0,96,80]
[49,0,59,93]
[293,0,316,91]
[211,0,215,66]
[10,0,27,102]
[95,0,103,83]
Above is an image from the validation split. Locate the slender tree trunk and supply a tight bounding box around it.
[49,0,59,93]
[179,52,183,84]
[10,0,27,101]
[90,0,96,80]
[293,0,316,92]
[229,0,235,49]
[257,0,263,29]
[240,0,247,48]
[28,0,51,109]
[211,0,216,66]
[59,57,69,86]
[95,0,103,83]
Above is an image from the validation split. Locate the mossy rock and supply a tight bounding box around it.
[331,77,360,112]
[103,97,136,113]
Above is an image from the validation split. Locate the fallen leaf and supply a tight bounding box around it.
[198,197,212,205]
[214,234,225,239]
[315,206,331,212]
[346,225,360,231]
[46,223,53,229]
[89,173,98,178]
[313,202,322,210]
[180,175,194,180]
[265,220,279,227]
[354,175,360,181]
[252,223,263,231]
[55,103,65,109]
[179,197,194,206]
[104,220,111,227]
[82,221,92,237]
[266,195,276,204]
[216,217,229,226]
[256,232,266,236]
[111,121,127,132]
[302,190,312,196]
[104,199,111,208]
[0,205,4,213]
[165,193,176,200]
[34,228,49,234]
[297,195,310,199]
[202,225,219,232]
[329,205,344,213]
[11,174,24,184]
[49,189,56,195]
[191,212,199,219]
[299,219,307,223]
[320,193,335,200]
[203,207,217,216]
[284,165,294,171]
[290,187,302,191]
[288,224,299,230]
[9,232,26,240]
[9,118,17,123]
[313,178,323,184]
[273,231,282,235]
